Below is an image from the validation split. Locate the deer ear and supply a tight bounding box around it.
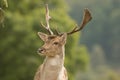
[60,33,67,44]
[38,32,48,41]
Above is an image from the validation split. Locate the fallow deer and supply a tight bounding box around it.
[34,4,92,80]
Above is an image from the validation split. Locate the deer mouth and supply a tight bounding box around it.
[37,50,46,56]
[38,52,46,56]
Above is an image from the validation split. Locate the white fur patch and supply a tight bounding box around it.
[57,67,64,80]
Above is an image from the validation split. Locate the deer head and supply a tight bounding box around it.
[37,4,92,57]
[37,32,67,57]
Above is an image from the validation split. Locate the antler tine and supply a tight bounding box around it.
[67,8,92,35]
[40,4,53,35]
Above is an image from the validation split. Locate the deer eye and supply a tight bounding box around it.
[53,42,59,45]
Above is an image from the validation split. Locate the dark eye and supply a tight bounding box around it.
[53,42,59,45]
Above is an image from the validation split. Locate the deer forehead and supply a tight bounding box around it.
[47,36,61,42]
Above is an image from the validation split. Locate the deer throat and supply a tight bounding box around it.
[44,54,64,70]
[42,56,64,79]
[41,46,65,80]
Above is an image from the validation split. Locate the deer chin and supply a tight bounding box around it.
[38,52,46,56]
[46,53,58,57]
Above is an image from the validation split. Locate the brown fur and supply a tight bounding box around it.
[34,32,68,80]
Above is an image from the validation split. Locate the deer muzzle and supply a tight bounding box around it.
[37,47,46,54]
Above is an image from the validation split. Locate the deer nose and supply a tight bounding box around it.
[38,48,45,53]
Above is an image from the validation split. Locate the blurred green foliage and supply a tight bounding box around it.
[0,0,89,80]
[0,0,8,24]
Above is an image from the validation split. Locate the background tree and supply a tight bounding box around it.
[0,0,8,25]
[0,0,89,80]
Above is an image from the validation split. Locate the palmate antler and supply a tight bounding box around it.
[67,8,92,35]
[40,4,92,36]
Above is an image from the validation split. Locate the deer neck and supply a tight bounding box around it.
[41,46,65,80]
[44,45,65,67]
